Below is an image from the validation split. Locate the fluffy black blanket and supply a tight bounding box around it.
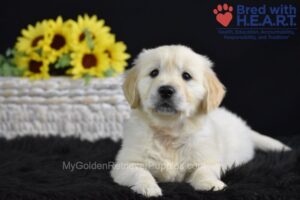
[0,136,299,200]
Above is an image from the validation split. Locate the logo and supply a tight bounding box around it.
[213,4,234,27]
[213,3,297,40]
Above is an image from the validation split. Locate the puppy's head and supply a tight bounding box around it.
[123,45,225,121]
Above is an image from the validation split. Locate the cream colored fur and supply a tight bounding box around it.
[111,45,291,197]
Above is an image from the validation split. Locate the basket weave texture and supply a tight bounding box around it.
[0,77,130,141]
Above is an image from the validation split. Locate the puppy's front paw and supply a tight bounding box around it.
[192,179,226,191]
[131,180,162,197]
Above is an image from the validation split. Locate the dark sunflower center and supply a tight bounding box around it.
[79,33,85,42]
[82,54,97,69]
[31,35,44,47]
[51,34,66,50]
[29,60,43,73]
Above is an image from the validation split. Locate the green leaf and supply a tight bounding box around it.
[12,67,25,76]
[104,68,115,77]
[55,54,71,69]
[0,49,25,77]
[1,63,13,76]
[83,73,92,85]
[35,48,43,56]
[0,52,24,77]
[5,48,14,57]
[15,51,27,57]
[0,54,5,65]
[84,29,94,50]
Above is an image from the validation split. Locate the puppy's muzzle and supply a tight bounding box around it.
[154,85,177,114]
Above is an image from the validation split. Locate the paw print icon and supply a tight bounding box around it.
[213,4,234,27]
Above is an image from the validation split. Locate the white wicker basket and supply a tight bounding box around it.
[0,77,130,141]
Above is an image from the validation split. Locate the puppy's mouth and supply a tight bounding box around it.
[154,101,178,115]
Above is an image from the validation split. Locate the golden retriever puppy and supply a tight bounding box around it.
[111,45,291,197]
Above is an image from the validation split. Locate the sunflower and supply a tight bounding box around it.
[15,20,50,54]
[70,14,113,51]
[105,40,130,74]
[68,47,110,79]
[12,14,130,80]
[44,16,73,63]
[14,53,50,80]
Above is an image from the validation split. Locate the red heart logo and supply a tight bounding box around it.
[216,12,233,27]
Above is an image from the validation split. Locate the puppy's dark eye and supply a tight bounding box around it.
[149,69,159,78]
[182,72,192,81]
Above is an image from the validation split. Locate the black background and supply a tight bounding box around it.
[1,0,299,136]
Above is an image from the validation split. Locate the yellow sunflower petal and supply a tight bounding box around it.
[69,46,110,78]
[44,16,73,63]
[15,20,50,54]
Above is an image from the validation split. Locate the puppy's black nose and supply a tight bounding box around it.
[158,85,175,99]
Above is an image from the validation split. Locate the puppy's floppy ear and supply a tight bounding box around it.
[123,67,140,108]
[200,69,226,113]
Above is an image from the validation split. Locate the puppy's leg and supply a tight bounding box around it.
[187,164,226,191]
[111,162,162,197]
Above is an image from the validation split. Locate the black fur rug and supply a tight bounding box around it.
[0,135,299,200]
